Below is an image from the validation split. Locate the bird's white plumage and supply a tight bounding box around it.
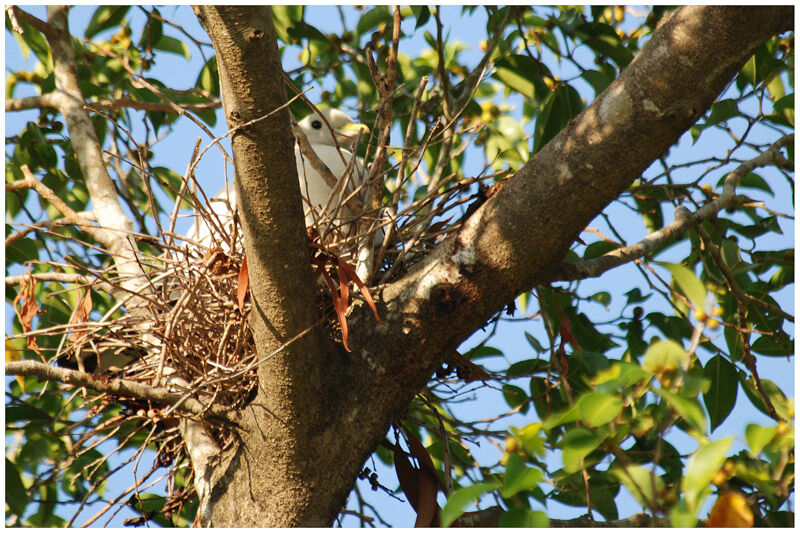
[188,108,368,249]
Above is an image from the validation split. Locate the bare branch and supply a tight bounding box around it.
[6,5,53,37]
[6,271,116,295]
[8,165,107,244]
[5,360,236,424]
[555,134,794,282]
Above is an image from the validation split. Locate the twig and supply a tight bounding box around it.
[6,5,53,37]
[9,166,107,244]
[555,133,794,282]
[5,360,235,424]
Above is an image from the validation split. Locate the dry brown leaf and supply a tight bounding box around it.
[69,290,93,344]
[337,258,383,324]
[559,314,580,353]
[312,257,351,352]
[237,253,249,311]
[12,271,44,360]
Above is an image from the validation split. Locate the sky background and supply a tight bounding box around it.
[5,5,795,528]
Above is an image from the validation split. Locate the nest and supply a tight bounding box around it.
[8,158,508,524]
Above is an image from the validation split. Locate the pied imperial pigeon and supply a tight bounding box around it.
[189,108,371,251]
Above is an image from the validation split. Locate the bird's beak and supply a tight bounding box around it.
[336,123,370,146]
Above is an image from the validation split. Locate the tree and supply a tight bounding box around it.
[5,5,794,528]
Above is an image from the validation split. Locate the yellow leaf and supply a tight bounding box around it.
[707,491,754,527]
[6,339,25,394]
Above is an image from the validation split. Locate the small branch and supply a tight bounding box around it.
[5,360,235,425]
[5,6,24,34]
[6,271,116,295]
[8,165,107,244]
[85,97,221,114]
[555,133,794,282]
[85,38,229,164]
[7,94,216,113]
[5,211,95,247]
[6,5,53,37]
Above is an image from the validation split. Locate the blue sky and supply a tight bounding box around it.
[5,5,794,527]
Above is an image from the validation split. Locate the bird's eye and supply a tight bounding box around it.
[311,120,322,129]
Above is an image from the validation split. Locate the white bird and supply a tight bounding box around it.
[188,108,371,251]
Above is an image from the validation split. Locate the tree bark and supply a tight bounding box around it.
[194,5,792,527]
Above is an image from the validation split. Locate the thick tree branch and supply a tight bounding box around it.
[339,6,790,523]
[554,134,794,282]
[44,6,143,290]
[5,360,235,424]
[194,6,350,527]
[186,5,791,528]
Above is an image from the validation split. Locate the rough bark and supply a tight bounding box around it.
[194,5,792,527]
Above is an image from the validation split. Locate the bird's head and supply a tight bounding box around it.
[298,108,369,149]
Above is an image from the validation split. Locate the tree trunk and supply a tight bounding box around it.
[195,5,792,527]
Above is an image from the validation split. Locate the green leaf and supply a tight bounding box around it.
[750,334,794,356]
[577,392,623,427]
[503,384,529,413]
[720,238,744,271]
[8,18,50,64]
[702,99,741,130]
[659,389,707,433]
[514,422,546,458]
[581,69,613,96]
[717,171,773,197]
[507,358,547,377]
[670,498,697,527]
[6,457,28,517]
[440,482,495,527]
[499,508,549,527]
[702,355,738,431]
[612,464,663,508]
[724,326,744,362]
[589,291,611,309]
[138,8,163,50]
[559,428,603,473]
[658,262,707,311]
[643,339,688,374]
[493,55,549,102]
[575,21,633,67]
[153,35,190,59]
[411,6,431,29]
[542,402,580,431]
[740,376,791,421]
[745,424,777,458]
[533,84,584,153]
[524,331,544,352]
[85,6,130,39]
[356,6,392,36]
[270,5,304,43]
[501,454,543,498]
[582,240,618,260]
[682,437,733,512]
[152,166,190,207]
[466,345,503,359]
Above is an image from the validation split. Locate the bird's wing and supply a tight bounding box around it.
[295,144,364,226]
[187,181,237,250]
